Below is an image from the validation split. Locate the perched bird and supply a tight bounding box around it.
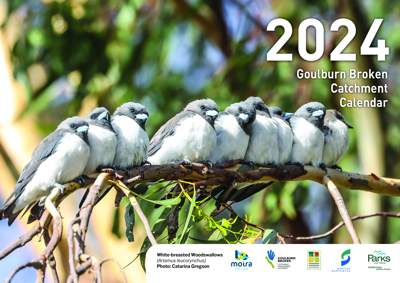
[147,99,219,165]
[210,101,256,163]
[322,109,352,167]
[84,107,117,175]
[0,117,90,225]
[289,102,326,167]
[244,97,280,165]
[112,102,149,170]
[268,106,294,165]
[215,97,283,209]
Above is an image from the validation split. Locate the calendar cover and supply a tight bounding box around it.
[0,0,398,282]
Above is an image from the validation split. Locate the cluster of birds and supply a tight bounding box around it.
[0,97,352,225]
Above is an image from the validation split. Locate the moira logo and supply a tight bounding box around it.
[231,250,253,269]
[368,251,391,263]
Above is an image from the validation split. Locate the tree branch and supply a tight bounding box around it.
[124,163,400,196]
[281,211,400,241]
[323,175,361,243]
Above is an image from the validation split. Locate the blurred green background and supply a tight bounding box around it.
[0,0,399,282]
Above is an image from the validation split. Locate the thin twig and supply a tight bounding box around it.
[323,175,361,243]
[281,211,400,241]
[115,181,158,246]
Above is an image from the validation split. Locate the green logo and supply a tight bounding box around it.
[266,250,275,268]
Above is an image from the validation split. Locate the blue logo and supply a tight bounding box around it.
[231,250,253,269]
[266,250,275,268]
[235,250,249,260]
[341,249,351,266]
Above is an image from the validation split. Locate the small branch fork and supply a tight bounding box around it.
[1,162,399,281]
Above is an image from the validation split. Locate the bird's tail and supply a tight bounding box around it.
[0,193,22,225]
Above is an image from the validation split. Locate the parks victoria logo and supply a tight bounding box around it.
[331,249,351,272]
[307,251,321,270]
[265,250,296,270]
[368,250,391,271]
[231,250,253,270]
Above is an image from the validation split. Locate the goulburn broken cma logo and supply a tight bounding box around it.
[230,250,253,270]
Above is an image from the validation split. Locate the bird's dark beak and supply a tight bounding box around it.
[345,121,353,129]
[205,109,218,125]
[238,113,250,125]
[77,125,89,142]
[312,109,325,119]
[135,113,148,129]
[283,112,293,121]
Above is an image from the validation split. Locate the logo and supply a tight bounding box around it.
[341,249,351,266]
[307,251,321,270]
[265,250,296,270]
[266,250,275,268]
[332,249,351,272]
[235,250,249,260]
[367,250,391,271]
[231,250,253,270]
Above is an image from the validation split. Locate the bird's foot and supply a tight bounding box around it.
[175,159,191,166]
[73,176,88,186]
[100,167,115,174]
[242,161,257,169]
[200,160,214,168]
[319,163,328,173]
[101,168,123,180]
[331,164,343,171]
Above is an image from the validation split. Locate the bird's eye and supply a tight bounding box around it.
[238,107,243,112]
[200,105,206,110]
[306,107,312,112]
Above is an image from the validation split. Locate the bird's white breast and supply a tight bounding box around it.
[112,115,149,169]
[273,117,293,164]
[84,124,117,175]
[148,114,216,164]
[290,117,324,166]
[323,119,349,166]
[245,114,279,165]
[210,114,249,163]
[15,133,90,211]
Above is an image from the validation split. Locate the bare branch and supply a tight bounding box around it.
[115,180,158,246]
[323,175,361,243]
[125,163,400,196]
[281,211,400,241]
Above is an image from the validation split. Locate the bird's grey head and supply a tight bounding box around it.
[58,116,89,142]
[325,109,353,129]
[88,107,113,130]
[245,96,271,117]
[225,101,256,135]
[114,102,149,129]
[269,106,283,117]
[294,102,326,129]
[184,99,219,125]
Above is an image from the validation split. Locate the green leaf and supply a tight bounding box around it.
[178,190,196,243]
[120,196,130,208]
[140,238,152,271]
[146,196,182,207]
[262,229,278,244]
[208,229,224,241]
[124,204,135,242]
[111,208,121,238]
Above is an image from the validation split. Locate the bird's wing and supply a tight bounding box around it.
[13,130,66,200]
[0,129,67,224]
[148,111,194,157]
